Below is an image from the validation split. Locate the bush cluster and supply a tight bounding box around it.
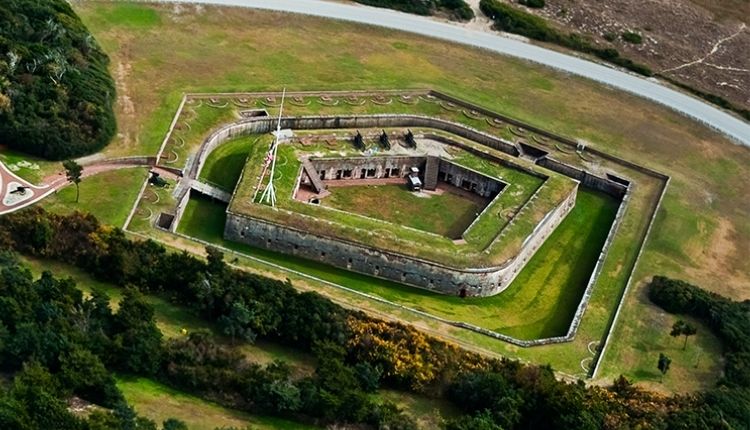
[649,276,750,428]
[354,0,474,21]
[0,0,116,160]
[519,0,545,9]
[3,208,750,429]
[479,0,653,76]
[0,255,182,429]
[621,31,643,44]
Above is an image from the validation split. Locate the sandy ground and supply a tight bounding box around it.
[529,0,749,109]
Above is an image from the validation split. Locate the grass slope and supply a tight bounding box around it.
[322,184,484,238]
[179,189,617,340]
[199,136,254,191]
[117,377,317,430]
[41,167,148,226]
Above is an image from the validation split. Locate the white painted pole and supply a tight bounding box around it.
[259,88,286,207]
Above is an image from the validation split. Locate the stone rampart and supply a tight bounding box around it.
[537,157,628,199]
[225,182,576,297]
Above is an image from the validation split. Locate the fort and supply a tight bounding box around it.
[210,107,603,297]
[157,90,633,301]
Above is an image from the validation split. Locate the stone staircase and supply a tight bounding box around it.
[301,158,327,194]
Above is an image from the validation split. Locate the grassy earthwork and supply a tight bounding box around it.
[225,127,572,268]
[178,188,618,340]
[321,184,486,239]
[1,0,739,393]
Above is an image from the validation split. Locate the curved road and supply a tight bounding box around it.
[143,0,749,146]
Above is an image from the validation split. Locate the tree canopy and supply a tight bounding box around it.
[0,0,116,160]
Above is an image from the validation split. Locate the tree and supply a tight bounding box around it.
[657,353,671,382]
[62,160,83,203]
[446,410,503,430]
[0,0,116,160]
[113,288,163,374]
[162,418,188,430]
[205,246,226,274]
[217,301,256,344]
[670,320,698,350]
[59,348,122,407]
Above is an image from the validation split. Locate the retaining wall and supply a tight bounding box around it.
[537,157,628,199]
[225,183,576,297]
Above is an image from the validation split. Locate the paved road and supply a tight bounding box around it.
[143,0,749,147]
[0,160,152,215]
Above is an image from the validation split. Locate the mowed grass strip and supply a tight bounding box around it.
[322,184,484,239]
[117,377,318,430]
[41,167,148,227]
[178,189,617,339]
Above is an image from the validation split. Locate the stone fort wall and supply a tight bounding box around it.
[225,183,577,297]
[304,156,505,198]
[208,112,622,296]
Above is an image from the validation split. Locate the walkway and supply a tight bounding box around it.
[141,0,750,146]
[189,180,231,203]
[0,161,60,215]
[0,159,154,216]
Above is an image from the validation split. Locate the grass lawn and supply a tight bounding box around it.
[178,189,618,340]
[322,184,485,239]
[0,147,58,183]
[57,2,749,390]
[41,167,148,226]
[198,136,254,191]
[598,284,724,394]
[117,377,318,430]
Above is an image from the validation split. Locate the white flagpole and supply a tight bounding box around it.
[258,88,286,207]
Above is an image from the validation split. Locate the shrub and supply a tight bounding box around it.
[621,31,643,44]
[0,0,116,160]
[353,0,474,21]
[520,0,545,8]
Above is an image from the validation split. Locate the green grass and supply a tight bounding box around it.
[62,2,749,389]
[322,184,485,239]
[0,147,57,183]
[96,3,161,29]
[227,129,570,268]
[117,377,318,430]
[178,189,618,339]
[199,136,254,191]
[41,168,148,226]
